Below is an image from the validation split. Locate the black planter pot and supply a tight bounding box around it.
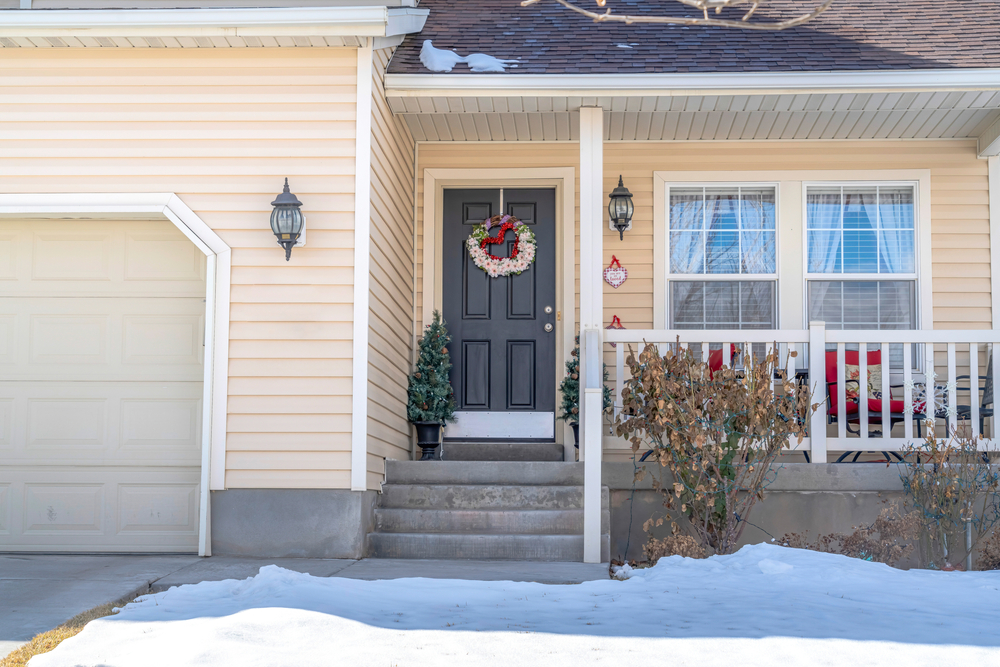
[413,421,442,461]
[571,422,579,449]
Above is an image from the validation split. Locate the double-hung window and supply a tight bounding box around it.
[667,186,777,330]
[805,184,917,332]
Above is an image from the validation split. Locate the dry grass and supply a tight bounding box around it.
[1,591,140,667]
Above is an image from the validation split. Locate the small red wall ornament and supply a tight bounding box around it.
[603,255,628,289]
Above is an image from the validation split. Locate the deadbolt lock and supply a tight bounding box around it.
[544,306,553,314]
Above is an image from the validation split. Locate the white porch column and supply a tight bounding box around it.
[990,156,999,329]
[579,106,604,563]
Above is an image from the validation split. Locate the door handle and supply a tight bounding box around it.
[544,323,554,333]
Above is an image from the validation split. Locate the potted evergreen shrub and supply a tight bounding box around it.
[558,335,612,447]
[407,311,457,460]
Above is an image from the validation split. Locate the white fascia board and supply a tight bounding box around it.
[385,68,1000,98]
[0,6,428,38]
[980,115,1000,157]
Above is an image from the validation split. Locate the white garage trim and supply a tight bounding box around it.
[0,193,230,557]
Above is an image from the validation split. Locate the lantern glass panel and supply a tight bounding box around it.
[270,206,303,237]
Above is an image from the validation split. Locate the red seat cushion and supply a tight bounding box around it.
[829,397,906,420]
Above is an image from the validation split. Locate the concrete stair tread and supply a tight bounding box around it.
[379,484,609,511]
[374,507,610,534]
[442,442,564,462]
[385,461,584,485]
[367,532,611,561]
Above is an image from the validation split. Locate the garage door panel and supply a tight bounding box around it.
[117,484,198,535]
[23,483,104,534]
[0,218,205,553]
[0,219,205,298]
[2,382,202,465]
[1,471,199,552]
[125,230,205,283]
[2,298,204,382]
[33,231,114,282]
[0,232,15,280]
[0,484,9,535]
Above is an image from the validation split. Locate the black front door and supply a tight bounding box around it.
[441,188,557,440]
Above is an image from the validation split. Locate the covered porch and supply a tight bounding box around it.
[386,72,1000,561]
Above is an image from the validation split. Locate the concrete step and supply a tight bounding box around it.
[375,508,611,534]
[378,484,610,511]
[385,460,584,486]
[367,532,611,561]
[442,441,564,462]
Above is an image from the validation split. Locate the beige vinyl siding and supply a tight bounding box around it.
[367,47,416,486]
[417,139,989,331]
[0,47,359,489]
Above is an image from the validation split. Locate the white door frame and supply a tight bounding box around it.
[0,193,231,557]
[422,168,575,457]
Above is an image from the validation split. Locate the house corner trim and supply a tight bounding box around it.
[352,40,375,492]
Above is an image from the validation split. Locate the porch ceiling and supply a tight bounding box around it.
[389,91,1000,144]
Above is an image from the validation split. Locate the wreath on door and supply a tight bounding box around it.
[467,213,536,278]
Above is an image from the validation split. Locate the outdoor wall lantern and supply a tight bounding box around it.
[608,175,634,241]
[270,178,304,261]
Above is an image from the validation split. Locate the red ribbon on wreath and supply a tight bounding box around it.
[480,221,519,261]
[606,314,626,348]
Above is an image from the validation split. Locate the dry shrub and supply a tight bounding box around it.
[614,342,815,555]
[644,533,706,563]
[779,503,921,568]
[977,528,1000,571]
[899,432,1000,569]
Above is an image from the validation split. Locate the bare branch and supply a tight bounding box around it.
[520,0,836,31]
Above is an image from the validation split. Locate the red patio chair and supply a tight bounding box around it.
[824,348,925,462]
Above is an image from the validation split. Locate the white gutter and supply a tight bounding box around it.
[0,6,428,38]
[385,68,1000,97]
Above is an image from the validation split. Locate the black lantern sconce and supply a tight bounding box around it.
[270,178,305,261]
[608,175,634,241]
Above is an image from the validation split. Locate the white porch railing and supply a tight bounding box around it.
[603,322,1000,463]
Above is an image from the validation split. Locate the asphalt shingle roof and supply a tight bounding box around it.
[388,0,1000,74]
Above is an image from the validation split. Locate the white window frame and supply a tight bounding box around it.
[663,182,781,330]
[802,180,922,332]
[653,169,932,334]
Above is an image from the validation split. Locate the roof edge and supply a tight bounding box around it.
[0,6,429,38]
[386,68,1000,97]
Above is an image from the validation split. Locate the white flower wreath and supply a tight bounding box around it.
[466,213,537,278]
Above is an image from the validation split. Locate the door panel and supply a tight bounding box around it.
[442,188,556,439]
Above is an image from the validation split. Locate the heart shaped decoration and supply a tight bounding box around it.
[480,221,517,260]
[603,256,628,289]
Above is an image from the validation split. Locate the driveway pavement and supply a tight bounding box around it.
[0,554,200,658]
[1,554,609,659]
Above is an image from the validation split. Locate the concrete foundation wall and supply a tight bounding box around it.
[605,463,910,565]
[211,489,377,559]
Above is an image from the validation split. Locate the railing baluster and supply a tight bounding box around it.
[615,343,624,420]
[701,341,710,364]
[837,343,847,443]
[970,343,980,439]
[926,343,937,436]
[947,343,958,436]
[859,342,869,444]
[903,342,913,441]
[881,342,890,441]
[723,341,732,367]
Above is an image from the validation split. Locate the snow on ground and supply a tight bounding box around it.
[31,544,1000,667]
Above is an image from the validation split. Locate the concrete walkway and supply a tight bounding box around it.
[1,554,610,659]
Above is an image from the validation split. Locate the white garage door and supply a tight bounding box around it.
[0,219,206,552]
